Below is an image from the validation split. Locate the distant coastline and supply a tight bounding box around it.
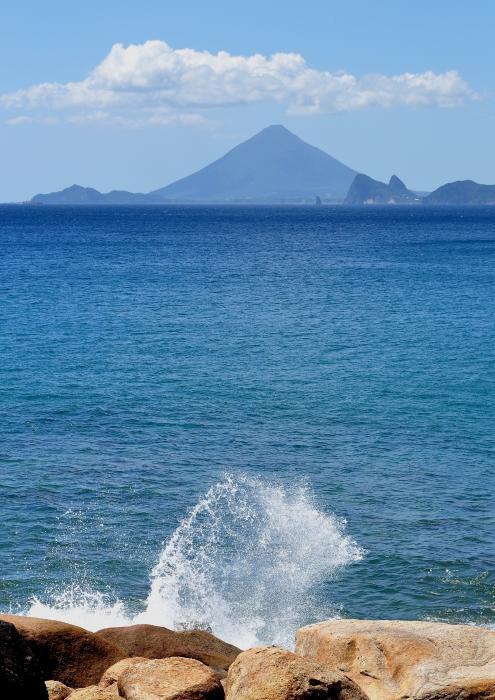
[7,125,495,207]
[12,182,495,207]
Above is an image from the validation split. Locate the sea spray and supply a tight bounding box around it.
[139,474,363,647]
[26,474,363,648]
[28,585,130,630]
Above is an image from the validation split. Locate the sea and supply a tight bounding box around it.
[0,204,494,650]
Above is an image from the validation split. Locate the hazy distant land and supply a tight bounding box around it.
[22,125,495,206]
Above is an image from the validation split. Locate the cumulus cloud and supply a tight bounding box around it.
[0,40,477,125]
[65,109,206,127]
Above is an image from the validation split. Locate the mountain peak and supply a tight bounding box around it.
[258,124,292,136]
[247,124,303,146]
[262,124,289,133]
[388,175,408,194]
[153,125,357,202]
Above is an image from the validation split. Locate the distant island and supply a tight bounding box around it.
[24,125,495,206]
[30,185,157,206]
[423,180,495,205]
[344,174,420,205]
[344,175,495,206]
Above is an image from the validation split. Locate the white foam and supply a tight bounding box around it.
[28,586,130,630]
[25,473,363,648]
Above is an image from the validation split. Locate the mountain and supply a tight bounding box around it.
[32,185,105,205]
[152,125,357,202]
[29,126,357,205]
[21,129,495,207]
[424,180,495,205]
[345,174,420,205]
[32,184,154,205]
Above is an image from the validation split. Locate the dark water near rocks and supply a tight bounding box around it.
[1,204,494,647]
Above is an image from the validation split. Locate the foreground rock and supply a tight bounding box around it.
[118,657,223,699]
[296,619,495,700]
[226,646,368,699]
[99,658,148,688]
[0,619,48,699]
[96,624,240,673]
[68,686,120,699]
[46,680,73,700]
[0,615,125,687]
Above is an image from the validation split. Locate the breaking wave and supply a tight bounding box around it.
[26,474,363,648]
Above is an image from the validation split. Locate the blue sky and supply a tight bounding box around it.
[1,0,494,200]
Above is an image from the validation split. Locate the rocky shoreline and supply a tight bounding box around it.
[1,614,495,699]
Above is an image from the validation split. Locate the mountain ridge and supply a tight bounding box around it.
[26,126,495,206]
[423,180,495,205]
[345,173,420,205]
[31,184,157,205]
[31,125,357,205]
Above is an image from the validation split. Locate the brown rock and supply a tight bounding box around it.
[0,614,125,688]
[68,686,120,699]
[295,619,495,700]
[46,679,73,700]
[99,658,148,688]
[225,646,368,699]
[96,624,240,673]
[118,657,223,699]
[0,619,48,699]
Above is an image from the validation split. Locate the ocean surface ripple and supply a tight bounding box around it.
[1,205,494,644]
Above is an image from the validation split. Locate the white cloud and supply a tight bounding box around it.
[0,40,477,125]
[65,108,206,127]
[6,114,60,126]
[6,115,34,125]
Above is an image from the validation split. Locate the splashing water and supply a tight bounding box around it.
[25,474,363,648]
[28,585,130,630]
[140,474,363,647]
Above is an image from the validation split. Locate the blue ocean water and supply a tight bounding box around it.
[0,204,494,647]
